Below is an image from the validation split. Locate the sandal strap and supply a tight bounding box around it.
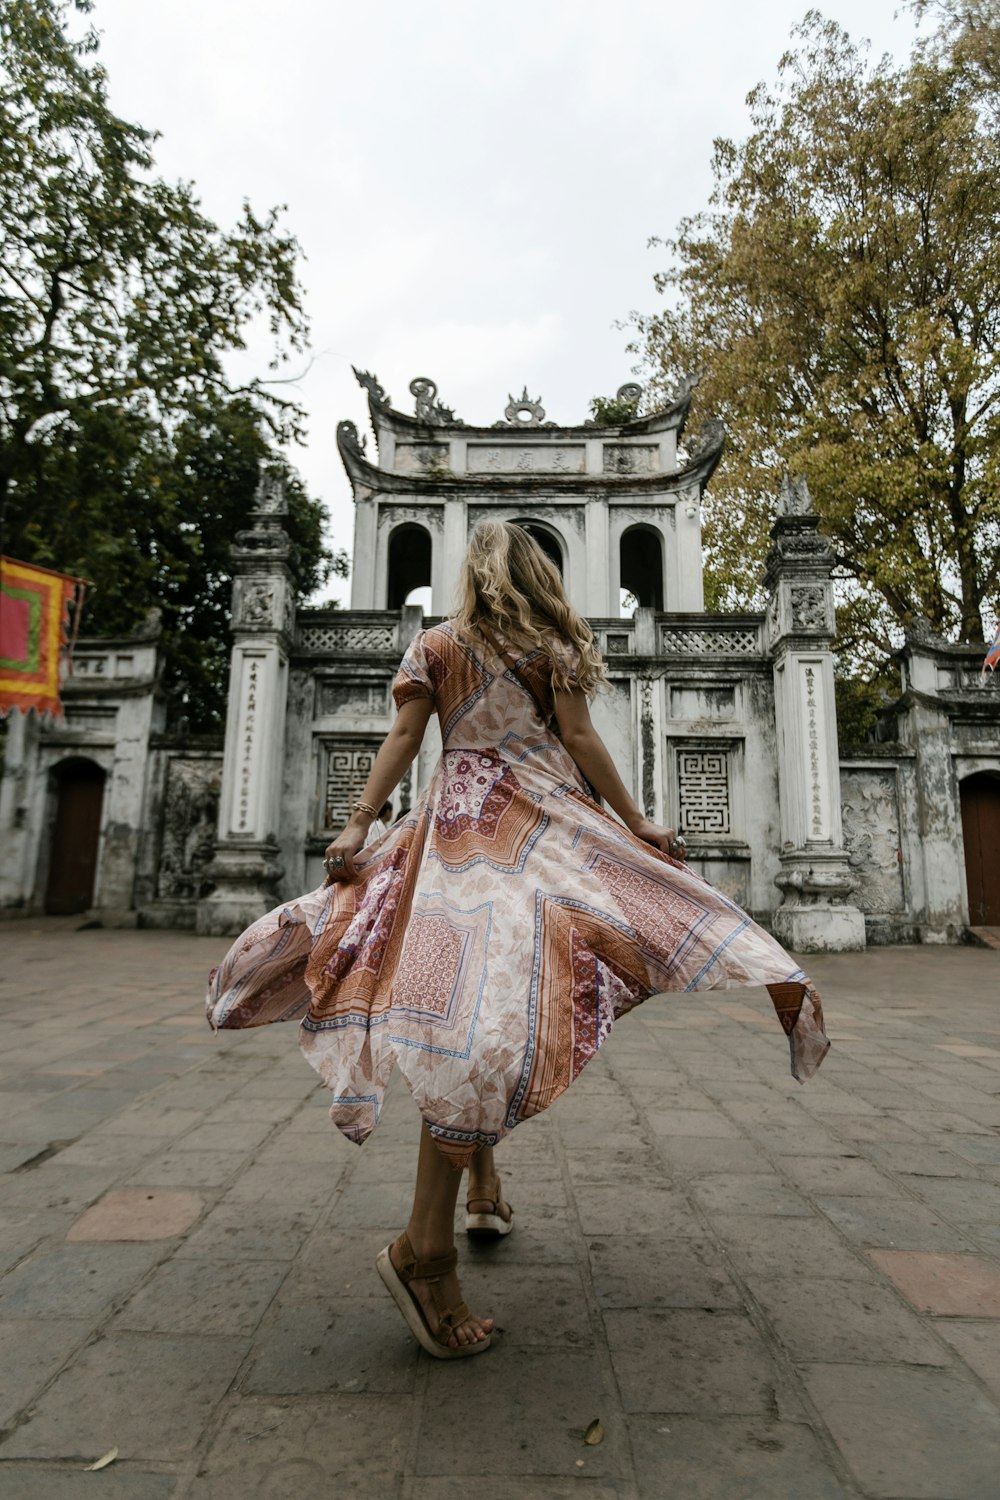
[393,1231,458,1284]
[437,1300,471,1335]
[466,1176,502,1208]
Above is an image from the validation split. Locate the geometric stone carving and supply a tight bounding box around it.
[677,746,732,835]
[323,739,380,830]
[660,625,761,655]
[840,768,905,914]
[233,579,278,629]
[299,624,397,654]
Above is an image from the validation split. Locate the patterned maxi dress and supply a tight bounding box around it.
[207,622,831,1166]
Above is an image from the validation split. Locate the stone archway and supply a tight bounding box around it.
[45,758,106,914]
[960,772,1000,926]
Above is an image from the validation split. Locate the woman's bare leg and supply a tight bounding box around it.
[390,1123,494,1347]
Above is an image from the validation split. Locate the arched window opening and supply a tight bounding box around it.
[513,520,564,575]
[45,757,106,915]
[960,771,1000,925]
[620,524,663,615]
[387,524,432,610]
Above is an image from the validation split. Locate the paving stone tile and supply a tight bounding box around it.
[0,1319,90,1427]
[1,1332,248,1461]
[279,1230,397,1300]
[862,1141,982,1177]
[0,1206,76,1275]
[222,1161,343,1211]
[242,1296,418,1394]
[562,1145,652,1186]
[747,1275,949,1365]
[816,1195,978,1251]
[935,1320,1000,1400]
[173,1202,320,1261]
[411,1483,620,1500]
[0,1242,164,1319]
[604,1309,779,1414]
[415,1345,620,1477]
[690,1172,811,1218]
[644,1107,743,1138]
[0,1471,178,1499]
[0,1164,123,1212]
[629,1415,850,1499]
[572,1183,700,1237]
[188,1396,410,1498]
[829,1113,925,1142]
[326,1179,415,1229]
[89,1107,206,1139]
[587,1234,742,1311]
[803,1362,1000,1499]
[457,1260,593,1345]
[115,1256,286,1335]
[868,1249,1000,1317]
[170,1121,275,1153]
[120,1148,245,1189]
[654,1137,769,1175]
[67,1188,203,1241]
[780,1154,898,1196]
[900,1175,1000,1225]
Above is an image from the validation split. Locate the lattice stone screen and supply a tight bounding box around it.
[323,740,380,829]
[677,747,732,835]
[300,624,397,654]
[660,626,761,655]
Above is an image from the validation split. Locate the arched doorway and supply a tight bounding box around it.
[960,772,1000,925]
[387,524,432,609]
[513,520,563,574]
[620,524,664,612]
[45,758,106,915]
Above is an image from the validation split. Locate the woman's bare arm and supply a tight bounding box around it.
[553,685,680,854]
[323,696,434,880]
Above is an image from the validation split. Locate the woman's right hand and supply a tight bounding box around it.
[629,818,687,860]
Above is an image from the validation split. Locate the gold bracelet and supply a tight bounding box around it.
[353,799,380,820]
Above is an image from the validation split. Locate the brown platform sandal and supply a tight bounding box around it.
[465,1175,515,1239]
[375,1231,492,1359]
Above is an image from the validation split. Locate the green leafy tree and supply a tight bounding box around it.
[0,0,342,728]
[632,5,1000,671]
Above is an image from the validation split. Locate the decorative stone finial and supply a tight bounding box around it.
[778,472,814,517]
[409,376,460,426]
[616,382,643,406]
[253,471,287,515]
[502,387,546,426]
[353,367,390,409]
[669,371,700,405]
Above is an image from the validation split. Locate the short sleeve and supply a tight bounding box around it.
[392,630,434,709]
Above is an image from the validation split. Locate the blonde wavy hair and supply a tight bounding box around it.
[452,520,606,695]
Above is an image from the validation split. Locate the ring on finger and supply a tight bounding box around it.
[324,855,345,873]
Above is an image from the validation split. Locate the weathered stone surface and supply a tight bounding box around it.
[746,1276,948,1365]
[803,1363,1000,1499]
[604,1310,780,1415]
[2,1332,249,1461]
[629,1416,850,1500]
[0,1243,163,1320]
[115,1256,287,1336]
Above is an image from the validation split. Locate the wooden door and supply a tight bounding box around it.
[960,773,1000,926]
[45,760,106,915]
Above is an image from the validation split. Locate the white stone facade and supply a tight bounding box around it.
[3,374,998,944]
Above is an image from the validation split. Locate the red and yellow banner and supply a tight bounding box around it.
[0,557,82,719]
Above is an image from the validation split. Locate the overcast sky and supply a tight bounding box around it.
[87,0,917,602]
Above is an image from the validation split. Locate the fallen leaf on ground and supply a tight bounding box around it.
[84,1447,118,1471]
[584,1418,604,1446]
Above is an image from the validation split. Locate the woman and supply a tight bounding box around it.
[207,521,830,1360]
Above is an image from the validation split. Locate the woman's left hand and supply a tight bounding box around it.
[322,823,367,884]
[630,818,688,860]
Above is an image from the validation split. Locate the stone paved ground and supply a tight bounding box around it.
[0,922,999,1499]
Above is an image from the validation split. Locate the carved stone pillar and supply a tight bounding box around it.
[765,476,865,952]
[196,473,297,936]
